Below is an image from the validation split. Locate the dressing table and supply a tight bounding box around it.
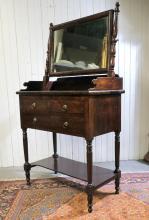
[17,2,124,212]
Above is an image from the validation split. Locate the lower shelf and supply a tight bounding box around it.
[31,156,116,189]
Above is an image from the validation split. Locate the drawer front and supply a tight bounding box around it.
[21,114,85,137]
[20,96,85,115]
[20,95,86,136]
[20,96,48,114]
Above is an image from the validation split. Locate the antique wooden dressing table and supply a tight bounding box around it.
[17,2,124,213]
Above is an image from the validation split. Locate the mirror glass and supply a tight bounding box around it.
[53,16,109,73]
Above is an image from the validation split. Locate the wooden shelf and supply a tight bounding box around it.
[31,156,116,189]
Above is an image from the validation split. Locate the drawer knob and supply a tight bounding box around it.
[62,104,68,111]
[32,102,36,108]
[33,117,37,123]
[63,121,69,128]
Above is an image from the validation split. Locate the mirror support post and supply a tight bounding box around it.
[109,2,120,77]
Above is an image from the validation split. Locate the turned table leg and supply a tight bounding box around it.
[114,131,121,194]
[86,138,93,213]
[22,129,31,185]
[52,132,58,174]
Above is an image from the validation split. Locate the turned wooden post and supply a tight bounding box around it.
[22,128,31,185]
[114,131,121,194]
[52,132,58,174]
[86,138,93,213]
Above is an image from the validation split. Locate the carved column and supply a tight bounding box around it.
[22,129,31,185]
[109,2,120,77]
[43,23,54,87]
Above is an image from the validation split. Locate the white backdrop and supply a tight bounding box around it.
[0,0,149,167]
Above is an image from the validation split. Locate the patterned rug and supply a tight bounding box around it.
[0,173,149,220]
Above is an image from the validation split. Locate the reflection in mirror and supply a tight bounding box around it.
[53,16,108,72]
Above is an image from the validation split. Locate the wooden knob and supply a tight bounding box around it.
[31,102,36,108]
[62,104,68,111]
[63,121,69,128]
[33,117,37,123]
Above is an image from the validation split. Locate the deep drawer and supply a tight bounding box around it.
[21,114,85,137]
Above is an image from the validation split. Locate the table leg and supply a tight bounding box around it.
[52,132,58,174]
[86,138,93,213]
[22,129,31,185]
[114,131,121,194]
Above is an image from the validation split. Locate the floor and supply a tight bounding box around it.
[0,160,148,181]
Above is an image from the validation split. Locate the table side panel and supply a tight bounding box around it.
[93,94,121,136]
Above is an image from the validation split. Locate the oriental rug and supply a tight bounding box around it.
[0,173,149,220]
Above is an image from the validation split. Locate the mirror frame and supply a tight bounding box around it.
[43,3,120,81]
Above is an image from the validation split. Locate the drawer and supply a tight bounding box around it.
[20,96,85,115]
[21,114,85,137]
[20,96,48,114]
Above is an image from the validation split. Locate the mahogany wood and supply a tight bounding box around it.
[52,132,58,158]
[31,156,116,188]
[53,132,58,174]
[17,2,123,213]
[22,129,31,185]
[19,93,123,138]
[109,2,120,76]
[92,77,123,90]
[18,85,123,212]
[18,90,123,212]
[114,131,121,194]
[86,139,93,212]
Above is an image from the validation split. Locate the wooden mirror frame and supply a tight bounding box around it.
[43,2,120,84]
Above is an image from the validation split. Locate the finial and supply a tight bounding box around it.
[50,23,53,30]
[115,2,120,13]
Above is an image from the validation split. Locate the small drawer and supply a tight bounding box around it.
[20,96,48,114]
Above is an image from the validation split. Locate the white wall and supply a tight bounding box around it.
[0,0,149,167]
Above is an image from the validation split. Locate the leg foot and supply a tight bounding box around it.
[88,192,93,213]
[87,184,93,213]
[53,157,58,174]
[24,162,31,185]
[23,129,31,185]
[115,171,121,194]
